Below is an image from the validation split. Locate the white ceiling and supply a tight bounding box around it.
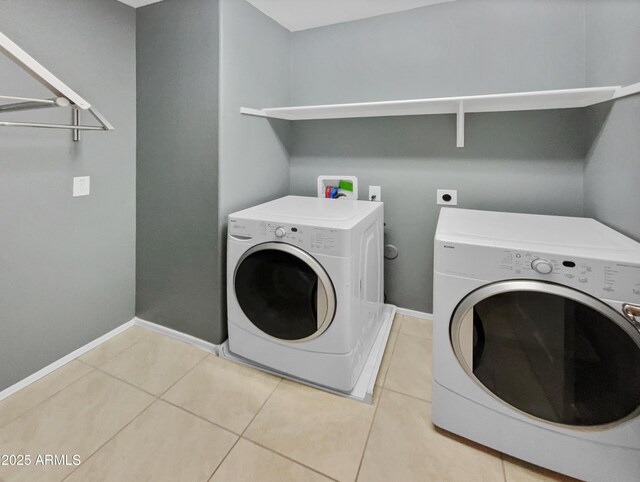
[116,0,454,31]
[245,0,454,31]
[117,0,164,8]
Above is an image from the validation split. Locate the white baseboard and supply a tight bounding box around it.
[0,318,136,402]
[396,307,433,320]
[134,317,219,354]
[0,317,220,403]
[5,308,428,403]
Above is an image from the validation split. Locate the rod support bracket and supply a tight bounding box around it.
[456,102,465,148]
[72,108,80,142]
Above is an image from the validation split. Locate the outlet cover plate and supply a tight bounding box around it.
[73,176,90,197]
[437,189,457,206]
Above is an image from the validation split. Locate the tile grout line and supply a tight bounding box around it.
[61,339,212,480]
[204,435,242,482]
[379,321,402,386]
[383,324,433,401]
[64,346,234,481]
[399,332,433,341]
[93,367,160,398]
[75,358,95,368]
[231,378,337,482]
[356,315,405,480]
[23,330,155,414]
[77,332,147,370]
[354,387,387,481]
[237,438,340,482]
[396,329,433,342]
[501,454,508,482]
[206,378,283,482]
[0,364,98,432]
[60,400,157,481]
[202,376,340,482]
[380,317,404,389]
[239,378,282,438]
[162,398,241,437]
[86,326,208,398]
[382,386,432,404]
[92,338,210,400]
[62,337,170,481]
[155,350,211,400]
[14,318,418,482]
[354,315,407,479]
[397,313,433,341]
[1,329,151,477]
[17,316,547,482]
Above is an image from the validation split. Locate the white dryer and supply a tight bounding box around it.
[226,196,385,392]
[433,208,640,482]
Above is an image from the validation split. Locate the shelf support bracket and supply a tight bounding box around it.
[456,102,465,148]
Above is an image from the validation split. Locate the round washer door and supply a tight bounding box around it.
[234,242,336,342]
[450,280,640,428]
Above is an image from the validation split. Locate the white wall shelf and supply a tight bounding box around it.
[241,84,640,147]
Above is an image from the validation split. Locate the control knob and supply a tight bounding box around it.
[531,259,553,275]
[274,226,287,238]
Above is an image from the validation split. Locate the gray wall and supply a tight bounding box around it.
[289,0,588,313]
[218,0,291,338]
[0,0,136,391]
[136,0,220,342]
[584,1,640,240]
[135,0,290,345]
[291,0,586,104]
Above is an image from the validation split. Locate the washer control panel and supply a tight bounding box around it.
[228,218,349,256]
[497,248,640,301]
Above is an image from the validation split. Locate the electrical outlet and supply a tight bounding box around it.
[437,189,457,206]
[369,185,382,202]
[73,176,90,197]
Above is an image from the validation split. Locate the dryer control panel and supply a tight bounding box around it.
[497,248,640,301]
[435,242,640,303]
[228,218,350,257]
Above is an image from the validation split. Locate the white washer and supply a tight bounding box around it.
[433,208,640,482]
[226,196,385,392]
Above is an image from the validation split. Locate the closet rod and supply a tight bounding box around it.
[0,31,114,140]
[0,96,70,113]
[0,120,103,130]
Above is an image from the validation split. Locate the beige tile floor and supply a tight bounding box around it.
[0,315,575,482]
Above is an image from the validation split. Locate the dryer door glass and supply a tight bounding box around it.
[234,243,336,341]
[451,281,640,427]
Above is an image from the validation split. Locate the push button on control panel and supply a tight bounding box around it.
[274,226,287,238]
